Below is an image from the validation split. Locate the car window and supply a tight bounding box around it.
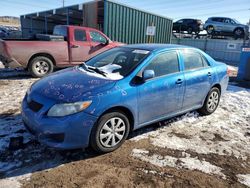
[90,31,107,43]
[212,18,223,22]
[145,51,179,77]
[182,50,206,70]
[177,19,183,23]
[224,18,231,24]
[74,29,87,41]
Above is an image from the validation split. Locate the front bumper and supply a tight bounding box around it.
[22,95,98,149]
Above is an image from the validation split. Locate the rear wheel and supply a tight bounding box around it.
[234,28,244,39]
[198,87,220,115]
[90,111,130,153]
[28,56,54,78]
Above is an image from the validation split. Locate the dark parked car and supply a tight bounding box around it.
[173,19,203,34]
[204,17,249,38]
[22,44,229,153]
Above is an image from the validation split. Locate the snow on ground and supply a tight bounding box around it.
[237,174,250,187]
[132,148,226,179]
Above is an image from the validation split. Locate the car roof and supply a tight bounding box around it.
[121,43,194,52]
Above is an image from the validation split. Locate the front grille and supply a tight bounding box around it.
[27,100,43,112]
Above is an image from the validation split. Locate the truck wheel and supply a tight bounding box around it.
[28,56,54,78]
[198,87,221,115]
[90,111,130,153]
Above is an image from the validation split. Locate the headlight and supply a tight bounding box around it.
[47,101,92,117]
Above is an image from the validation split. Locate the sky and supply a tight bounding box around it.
[0,0,250,24]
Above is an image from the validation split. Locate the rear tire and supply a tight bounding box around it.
[28,56,54,78]
[198,87,221,115]
[90,111,130,153]
[234,28,244,39]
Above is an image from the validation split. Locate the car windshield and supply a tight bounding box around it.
[81,47,150,80]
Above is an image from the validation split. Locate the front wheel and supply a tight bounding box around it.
[90,111,130,153]
[198,87,221,115]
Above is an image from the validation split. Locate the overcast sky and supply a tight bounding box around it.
[0,0,249,24]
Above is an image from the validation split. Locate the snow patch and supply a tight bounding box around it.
[132,149,226,178]
[237,174,250,187]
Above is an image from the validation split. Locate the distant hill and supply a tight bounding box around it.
[0,16,20,26]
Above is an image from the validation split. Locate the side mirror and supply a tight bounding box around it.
[142,70,155,81]
[104,39,109,45]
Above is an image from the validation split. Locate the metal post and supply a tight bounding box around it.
[30,17,33,33]
[66,8,69,25]
[45,14,48,34]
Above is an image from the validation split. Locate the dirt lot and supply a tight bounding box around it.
[0,69,250,188]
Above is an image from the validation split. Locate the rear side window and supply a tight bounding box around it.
[145,51,179,77]
[74,29,87,41]
[182,50,208,70]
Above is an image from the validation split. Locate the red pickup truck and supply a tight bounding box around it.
[0,25,122,77]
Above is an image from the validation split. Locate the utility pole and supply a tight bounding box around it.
[62,0,65,7]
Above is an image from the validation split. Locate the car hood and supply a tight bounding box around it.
[31,67,117,103]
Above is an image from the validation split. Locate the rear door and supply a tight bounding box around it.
[69,28,91,64]
[137,50,185,124]
[181,50,214,110]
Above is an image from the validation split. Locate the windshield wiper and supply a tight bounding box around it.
[88,66,107,77]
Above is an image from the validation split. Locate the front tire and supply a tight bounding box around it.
[90,111,130,153]
[28,56,54,78]
[198,87,221,115]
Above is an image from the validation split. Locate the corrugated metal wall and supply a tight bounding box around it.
[104,0,173,44]
[171,38,242,66]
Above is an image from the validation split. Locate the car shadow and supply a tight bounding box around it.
[0,110,194,180]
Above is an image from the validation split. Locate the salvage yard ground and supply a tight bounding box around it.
[0,69,250,188]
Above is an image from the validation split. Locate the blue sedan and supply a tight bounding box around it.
[22,44,229,153]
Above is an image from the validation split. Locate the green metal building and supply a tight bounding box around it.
[21,0,173,43]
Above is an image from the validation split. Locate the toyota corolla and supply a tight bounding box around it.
[22,44,229,153]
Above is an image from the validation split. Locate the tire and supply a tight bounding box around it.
[90,111,130,153]
[28,56,54,78]
[206,25,214,35]
[198,87,221,115]
[187,27,193,34]
[234,28,244,38]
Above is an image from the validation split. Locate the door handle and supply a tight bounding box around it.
[208,72,212,77]
[71,45,80,48]
[176,78,183,84]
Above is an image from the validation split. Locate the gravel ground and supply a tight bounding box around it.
[0,69,250,188]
